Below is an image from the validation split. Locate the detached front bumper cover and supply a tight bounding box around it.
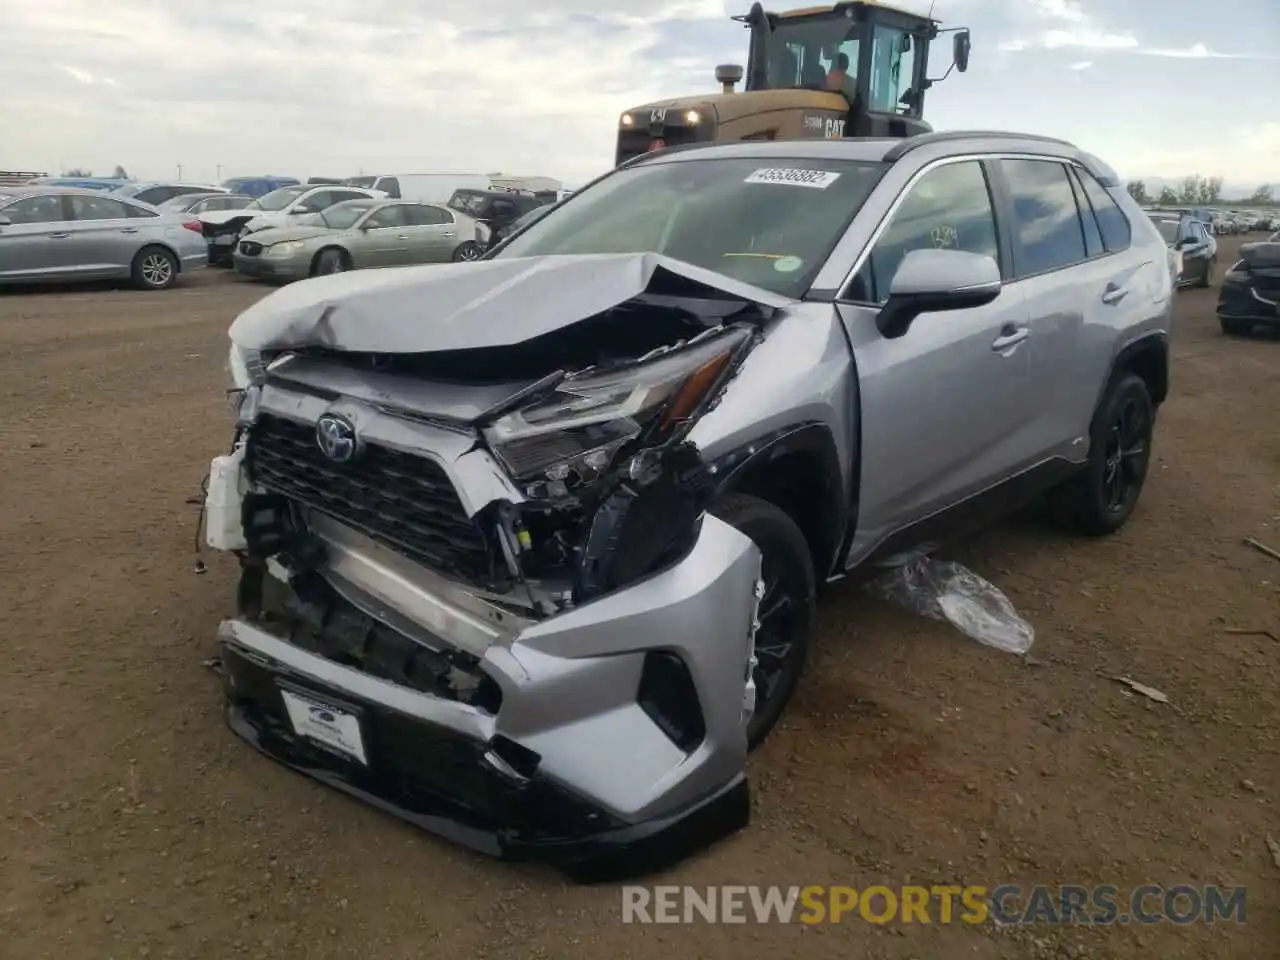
[216,510,761,883]
[222,637,749,883]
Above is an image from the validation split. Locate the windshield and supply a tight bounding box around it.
[761,15,861,93]
[251,186,308,211]
[320,201,376,230]
[346,176,376,188]
[497,157,886,296]
[1149,217,1180,244]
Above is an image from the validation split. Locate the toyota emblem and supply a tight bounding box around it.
[315,413,359,463]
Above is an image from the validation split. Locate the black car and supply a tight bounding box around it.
[485,202,556,250]
[1148,213,1217,288]
[447,190,547,248]
[1218,238,1280,335]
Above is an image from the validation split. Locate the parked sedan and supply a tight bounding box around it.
[113,181,228,206]
[161,193,255,217]
[200,185,385,264]
[0,188,206,289]
[232,199,480,281]
[1148,213,1216,287]
[1218,238,1280,335]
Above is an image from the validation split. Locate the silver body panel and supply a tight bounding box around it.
[212,132,1172,840]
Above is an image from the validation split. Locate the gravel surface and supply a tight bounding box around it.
[1,249,1277,959]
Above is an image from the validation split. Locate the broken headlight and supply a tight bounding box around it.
[227,343,266,422]
[483,327,751,499]
[227,342,265,390]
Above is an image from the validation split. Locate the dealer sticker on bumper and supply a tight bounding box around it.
[279,688,368,765]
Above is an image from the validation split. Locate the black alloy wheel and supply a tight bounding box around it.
[710,494,815,750]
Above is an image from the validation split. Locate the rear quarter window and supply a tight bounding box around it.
[1075,170,1131,252]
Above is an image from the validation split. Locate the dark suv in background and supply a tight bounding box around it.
[447,190,548,249]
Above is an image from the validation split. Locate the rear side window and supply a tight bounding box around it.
[1075,169,1131,252]
[69,195,134,220]
[999,159,1086,277]
[405,204,452,226]
[1067,169,1104,258]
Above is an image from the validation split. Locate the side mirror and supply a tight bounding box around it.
[876,248,1001,339]
[953,30,971,73]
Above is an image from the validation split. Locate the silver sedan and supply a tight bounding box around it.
[231,199,482,282]
[0,188,207,289]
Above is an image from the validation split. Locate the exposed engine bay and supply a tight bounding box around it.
[220,253,782,623]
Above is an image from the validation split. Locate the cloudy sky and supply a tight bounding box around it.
[1,0,1276,192]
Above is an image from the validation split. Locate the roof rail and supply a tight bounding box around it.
[882,130,1077,162]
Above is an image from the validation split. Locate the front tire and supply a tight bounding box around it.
[131,246,177,290]
[1220,317,1252,336]
[1197,257,1214,288]
[1057,373,1154,536]
[709,494,815,750]
[312,248,349,276]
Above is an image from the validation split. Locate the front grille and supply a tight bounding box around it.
[245,414,493,582]
[239,240,263,256]
[615,124,704,165]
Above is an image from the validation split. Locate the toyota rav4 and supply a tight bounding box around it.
[206,131,1172,882]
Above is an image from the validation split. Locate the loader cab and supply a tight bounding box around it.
[614,2,970,165]
[742,1,946,138]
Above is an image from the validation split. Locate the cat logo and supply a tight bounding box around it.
[825,118,846,138]
[650,108,668,125]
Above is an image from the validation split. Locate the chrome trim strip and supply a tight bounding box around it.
[307,513,529,655]
[1251,287,1277,307]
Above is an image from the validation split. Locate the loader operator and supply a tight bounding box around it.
[825,52,857,103]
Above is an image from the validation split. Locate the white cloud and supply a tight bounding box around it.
[1068,61,1093,70]
[1,0,739,184]
[1137,43,1277,60]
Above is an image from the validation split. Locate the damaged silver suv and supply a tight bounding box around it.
[207,131,1171,881]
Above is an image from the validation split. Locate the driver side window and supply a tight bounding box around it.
[850,160,1000,303]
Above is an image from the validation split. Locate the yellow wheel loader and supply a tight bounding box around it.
[615,1,971,165]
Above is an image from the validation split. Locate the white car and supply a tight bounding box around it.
[198,185,386,260]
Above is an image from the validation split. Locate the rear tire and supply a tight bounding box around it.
[1056,373,1154,536]
[452,241,481,262]
[131,246,177,290]
[709,493,815,751]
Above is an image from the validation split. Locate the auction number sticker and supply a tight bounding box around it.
[744,168,841,189]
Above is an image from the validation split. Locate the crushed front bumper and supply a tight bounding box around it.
[217,511,761,882]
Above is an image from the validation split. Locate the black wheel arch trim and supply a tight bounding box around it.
[1100,330,1169,411]
[708,422,849,579]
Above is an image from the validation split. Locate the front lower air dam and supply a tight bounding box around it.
[209,460,762,882]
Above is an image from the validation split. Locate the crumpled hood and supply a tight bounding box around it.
[238,224,338,246]
[1239,241,1280,269]
[228,252,795,354]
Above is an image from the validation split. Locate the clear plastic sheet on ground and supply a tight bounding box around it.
[865,557,1035,654]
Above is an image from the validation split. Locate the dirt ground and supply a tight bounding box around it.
[1,245,1277,960]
